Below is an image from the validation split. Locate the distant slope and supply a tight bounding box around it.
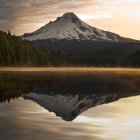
[124,50,140,67]
[23,12,138,42]
[33,39,140,66]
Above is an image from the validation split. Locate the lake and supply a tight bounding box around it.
[0,68,140,140]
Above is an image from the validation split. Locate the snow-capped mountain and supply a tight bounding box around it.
[24,92,118,121]
[23,12,135,42]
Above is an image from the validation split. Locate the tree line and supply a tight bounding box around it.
[0,30,71,66]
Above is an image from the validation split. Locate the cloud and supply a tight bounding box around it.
[0,0,139,39]
[0,0,101,33]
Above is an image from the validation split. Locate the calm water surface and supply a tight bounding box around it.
[0,68,140,140]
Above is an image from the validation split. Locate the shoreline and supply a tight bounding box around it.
[0,67,140,73]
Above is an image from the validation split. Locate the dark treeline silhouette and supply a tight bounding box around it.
[0,31,71,66]
[0,72,69,103]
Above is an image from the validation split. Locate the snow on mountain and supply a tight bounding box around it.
[23,12,133,42]
[24,92,118,121]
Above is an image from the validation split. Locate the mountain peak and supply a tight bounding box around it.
[57,12,79,23]
[62,12,77,18]
[23,12,136,42]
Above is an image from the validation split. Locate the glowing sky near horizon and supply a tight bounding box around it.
[0,0,140,39]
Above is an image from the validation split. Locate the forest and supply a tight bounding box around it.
[0,31,71,66]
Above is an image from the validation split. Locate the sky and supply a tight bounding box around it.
[0,0,140,39]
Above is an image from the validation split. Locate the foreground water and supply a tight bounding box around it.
[0,68,140,140]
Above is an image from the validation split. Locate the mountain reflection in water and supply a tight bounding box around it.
[0,71,140,121]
